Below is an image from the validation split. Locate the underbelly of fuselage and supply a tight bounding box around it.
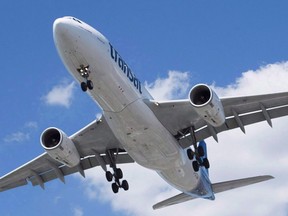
[104,99,181,170]
[103,100,201,192]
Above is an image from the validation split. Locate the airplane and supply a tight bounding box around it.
[1,16,288,210]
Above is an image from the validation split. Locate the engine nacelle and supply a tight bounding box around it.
[189,84,225,127]
[40,127,80,167]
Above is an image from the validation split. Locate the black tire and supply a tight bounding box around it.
[122,180,129,191]
[81,82,87,92]
[203,158,210,169]
[106,171,113,182]
[87,80,94,90]
[187,148,194,160]
[198,146,205,157]
[112,182,119,193]
[192,161,199,172]
[115,168,123,179]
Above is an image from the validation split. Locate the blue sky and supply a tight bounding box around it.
[1,1,288,216]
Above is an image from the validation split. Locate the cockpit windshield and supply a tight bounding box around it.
[72,17,82,24]
[64,16,82,24]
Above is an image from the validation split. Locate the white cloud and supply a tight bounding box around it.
[43,81,75,108]
[212,62,288,97]
[3,121,38,143]
[77,61,288,216]
[4,132,30,143]
[53,196,62,204]
[73,207,84,216]
[145,71,190,100]
[24,121,38,129]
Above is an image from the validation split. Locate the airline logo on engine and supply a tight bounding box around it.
[109,43,142,94]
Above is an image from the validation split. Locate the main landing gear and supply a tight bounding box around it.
[77,64,94,92]
[187,143,210,172]
[105,150,129,193]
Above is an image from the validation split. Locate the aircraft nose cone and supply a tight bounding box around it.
[53,18,69,41]
[53,17,79,50]
[53,18,63,30]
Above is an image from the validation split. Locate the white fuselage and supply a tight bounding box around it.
[53,17,212,195]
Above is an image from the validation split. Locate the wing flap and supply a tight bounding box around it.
[29,153,134,187]
[153,175,273,210]
[0,152,133,190]
[178,102,288,148]
[0,153,54,187]
[0,179,28,192]
[221,92,288,116]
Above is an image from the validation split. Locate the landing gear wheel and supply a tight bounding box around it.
[115,168,123,179]
[203,158,210,169]
[122,180,129,191]
[81,82,87,92]
[112,182,119,193]
[198,146,205,157]
[187,149,194,160]
[87,80,94,90]
[106,171,113,182]
[192,161,199,172]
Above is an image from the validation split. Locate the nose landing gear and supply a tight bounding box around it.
[77,64,94,92]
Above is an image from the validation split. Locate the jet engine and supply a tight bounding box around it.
[189,84,225,127]
[40,127,80,167]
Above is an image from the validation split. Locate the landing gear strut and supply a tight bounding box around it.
[77,64,94,92]
[105,150,129,193]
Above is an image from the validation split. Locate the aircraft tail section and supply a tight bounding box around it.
[153,175,273,210]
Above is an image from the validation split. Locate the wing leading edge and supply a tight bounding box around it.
[153,175,274,210]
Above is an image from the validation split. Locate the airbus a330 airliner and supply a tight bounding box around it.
[1,16,288,209]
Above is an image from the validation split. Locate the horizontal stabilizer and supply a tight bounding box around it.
[212,175,273,193]
[153,175,273,210]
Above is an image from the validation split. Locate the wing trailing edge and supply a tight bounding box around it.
[153,175,273,210]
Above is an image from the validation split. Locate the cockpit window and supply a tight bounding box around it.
[72,17,82,24]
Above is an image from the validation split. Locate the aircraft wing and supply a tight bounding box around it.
[153,175,273,210]
[0,116,134,192]
[146,92,288,148]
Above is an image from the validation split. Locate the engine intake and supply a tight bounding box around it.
[41,128,62,149]
[41,127,80,167]
[189,84,225,127]
[190,84,212,106]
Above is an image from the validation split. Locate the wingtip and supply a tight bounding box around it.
[265,175,274,180]
[152,204,162,210]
